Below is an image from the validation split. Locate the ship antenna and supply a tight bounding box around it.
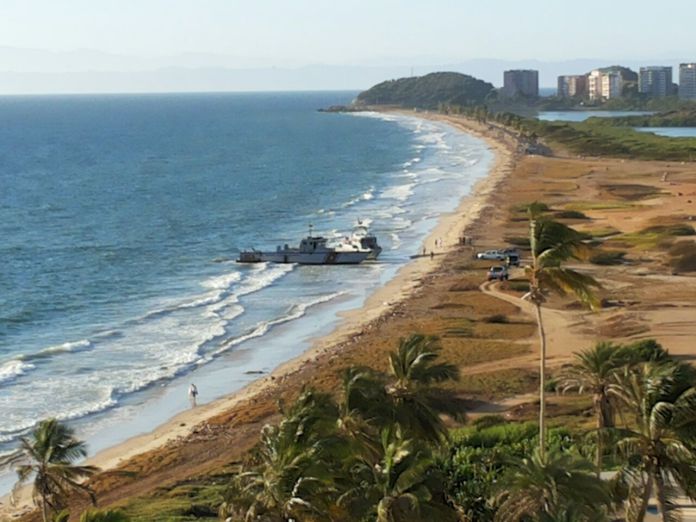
[309,223,313,237]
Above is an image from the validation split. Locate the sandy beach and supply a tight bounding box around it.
[6,109,696,520]
[0,111,514,519]
[78,111,515,472]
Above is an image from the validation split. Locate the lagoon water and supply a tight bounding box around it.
[636,127,696,138]
[0,92,492,487]
[538,110,655,122]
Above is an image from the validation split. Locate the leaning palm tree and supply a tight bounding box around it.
[524,203,601,459]
[338,428,458,522]
[609,362,696,522]
[493,449,613,521]
[12,419,99,522]
[386,334,466,443]
[559,341,625,475]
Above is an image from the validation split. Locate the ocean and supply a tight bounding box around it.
[0,92,492,489]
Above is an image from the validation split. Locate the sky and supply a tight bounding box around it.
[0,0,694,93]
[3,0,695,65]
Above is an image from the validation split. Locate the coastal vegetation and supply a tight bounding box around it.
[26,342,696,521]
[478,110,696,161]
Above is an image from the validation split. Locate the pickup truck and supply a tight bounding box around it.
[476,250,506,261]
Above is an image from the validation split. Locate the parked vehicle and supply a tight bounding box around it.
[487,265,509,281]
[506,252,520,266]
[476,250,506,261]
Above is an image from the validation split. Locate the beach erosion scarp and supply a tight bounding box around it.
[0,110,512,518]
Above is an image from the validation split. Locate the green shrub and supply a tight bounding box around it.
[589,250,626,265]
[620,339,669,363]
[555,210,589,220]
[641,224,695,236]
[512,202,549,214]
[667,241,696,272]
[544,377,559,392]
[482,314,509,324]
[508,281,530,292]
[443,422,582,521]
[472,415,507,429]
[504,236,531,248]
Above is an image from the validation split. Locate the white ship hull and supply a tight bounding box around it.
[253,250,369,264]
[237,225,378,266]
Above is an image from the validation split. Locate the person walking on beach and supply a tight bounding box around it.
[188,383,199,407]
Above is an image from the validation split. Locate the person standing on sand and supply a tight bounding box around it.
[188,383,198,407]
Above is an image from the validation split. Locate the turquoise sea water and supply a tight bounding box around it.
[0,93,492,485]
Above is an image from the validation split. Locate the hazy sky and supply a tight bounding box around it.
[2,0,695,66]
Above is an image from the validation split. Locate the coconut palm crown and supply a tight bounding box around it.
[559,341,625,474]
[12,419,99,522]
[493,449,612,522]
[386,334,465,443]
[609,362,696,522]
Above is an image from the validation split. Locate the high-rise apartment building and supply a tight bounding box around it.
[557,75,587,98]
[639,66,673,97]
[680,63,696,100]
[502,70,539,98]
[587,70,622,100]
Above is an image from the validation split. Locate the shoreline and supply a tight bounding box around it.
[84,111,516,471]
[0,111,515,518]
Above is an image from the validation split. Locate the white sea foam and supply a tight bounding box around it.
[144,270,243,319]
[207,263,293,316]
[37,339,93,357]
[380,183,416,201]
[211,291,347,357]
[390,233,401,250]
[0,360,35,384]
[342,187,375,208]
[201,271,242,290]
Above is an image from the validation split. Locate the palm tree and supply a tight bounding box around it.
[493,449,612,521]
[524,204,601,459]
[12,419,99,522]
[386,334,465,443]
[559,342,625,475]
[337,367,391,460]
[338,428,458,522]
[220,390,341,521]
[609,362,696,522]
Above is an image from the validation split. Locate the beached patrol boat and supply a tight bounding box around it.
[349,220,382,260]
[237,225,374,265]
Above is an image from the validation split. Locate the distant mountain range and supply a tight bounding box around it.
[0,47,691,94]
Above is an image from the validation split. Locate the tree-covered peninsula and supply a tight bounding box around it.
[355,71,495,109]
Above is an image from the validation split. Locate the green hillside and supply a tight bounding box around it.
[355,71,494,109]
